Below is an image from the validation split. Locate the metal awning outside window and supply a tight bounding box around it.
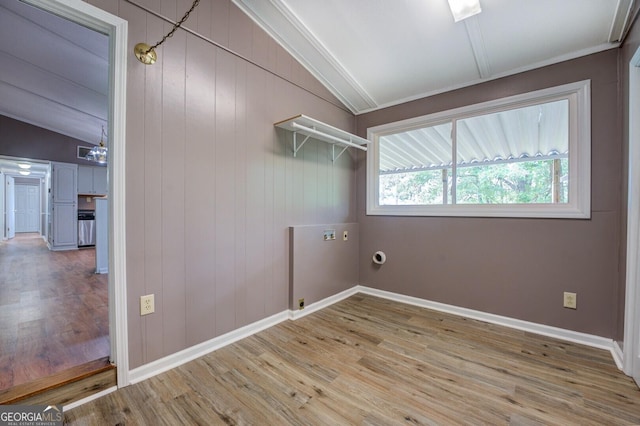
[379,99,569,174]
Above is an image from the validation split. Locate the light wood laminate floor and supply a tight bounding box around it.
[0,233,109,394]
[66,293,640,425]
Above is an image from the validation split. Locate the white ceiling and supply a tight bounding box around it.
[0,156,50,178]
[0,0,634,144]
[233,0,636,114]
[0,0,109,145]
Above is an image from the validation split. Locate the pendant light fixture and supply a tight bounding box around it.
[134,0,200,65]
[86,126,108,164]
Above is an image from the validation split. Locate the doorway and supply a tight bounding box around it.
[0,158,110,400]
[0,0,129,398]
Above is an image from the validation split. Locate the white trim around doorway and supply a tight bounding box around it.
[22,0,130,387]
[624,46,640,385]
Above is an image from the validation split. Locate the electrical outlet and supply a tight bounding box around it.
[563,292,577,309]
[298,298,305,310]
[323,230,336,241]
[343,231,348,241]
[140,294,155,315]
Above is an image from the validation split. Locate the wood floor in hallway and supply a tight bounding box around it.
[65,294,640,425]
[0,233,109,397]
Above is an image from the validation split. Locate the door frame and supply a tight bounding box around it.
[0,172,4,240]
[624,46,640,384]
[24,0,130,387]
[5,175,15,239]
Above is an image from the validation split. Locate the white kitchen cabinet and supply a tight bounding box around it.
[49,162,77,250]
[52,162,77,203]
[51,203,77,248]
[78,165,108,195]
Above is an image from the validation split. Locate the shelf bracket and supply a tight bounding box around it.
[332,144,349,162]
[293,132,311,158]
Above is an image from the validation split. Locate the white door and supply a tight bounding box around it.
[15,184,40,233]
[5,176,15,239]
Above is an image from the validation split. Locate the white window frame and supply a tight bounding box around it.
[366,80,591,218]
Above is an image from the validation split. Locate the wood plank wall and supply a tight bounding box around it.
[86,0,357,369]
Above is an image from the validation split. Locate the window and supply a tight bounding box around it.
[367,80,591,218]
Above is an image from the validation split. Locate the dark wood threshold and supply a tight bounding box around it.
[0,357,116,406]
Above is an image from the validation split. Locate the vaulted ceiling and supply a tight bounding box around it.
[0,0,108,145]
[233,0,636,114]
[0,0,636,147]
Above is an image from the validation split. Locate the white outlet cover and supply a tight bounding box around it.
[563,292,577,309]
[140,294,155,315]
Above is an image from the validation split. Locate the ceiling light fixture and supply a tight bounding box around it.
[86,126,108,164]
[134,0,200,65]
[447,0,482,22]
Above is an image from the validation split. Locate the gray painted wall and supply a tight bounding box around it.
[356,49,624,340]
[290,223,359,310]
[0,115,98,166]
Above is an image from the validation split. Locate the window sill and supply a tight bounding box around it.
[366,203,591,219]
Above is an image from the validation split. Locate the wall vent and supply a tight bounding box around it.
[77,146,92,159]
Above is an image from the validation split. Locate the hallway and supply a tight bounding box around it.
[0,233,109,396]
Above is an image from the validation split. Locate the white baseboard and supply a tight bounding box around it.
[126,284,623,394]
[63,386,117,411]
[289,286,360,320]
[612,340,624,370]
[129,287,358,387]
[356,285,619,364]
[128,310,289,385]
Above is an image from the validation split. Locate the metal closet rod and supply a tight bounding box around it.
[124,0,351,114]
[290,122,368,152]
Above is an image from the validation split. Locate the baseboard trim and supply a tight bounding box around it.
[356,285,619,363]
[612,340,624,370]
[288,286,360,320]
[128,310,289,385]
[126,284,622,396]
[63,386,117,411]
